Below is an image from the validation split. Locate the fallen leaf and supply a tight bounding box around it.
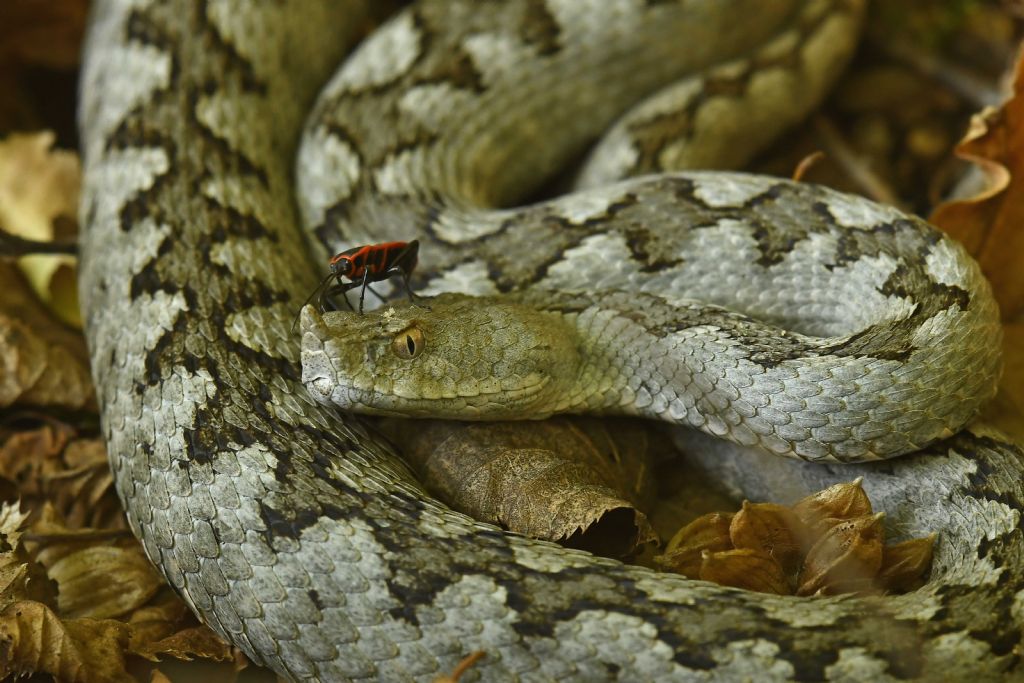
[655,512,734,578]
[0,600,133,683]
[0,426,118,528]
[0,501,56,607]
[0,263,94,409]
[930,51,1024,318]
[131,625,236,664]
[729,501,807,575]
[379,417,658,557]
[0,132,81,327]
[797,513,886,596]
[699,548,791,595]
[27,511,161,620]
[791,478,872,534]
[878,534,936,593]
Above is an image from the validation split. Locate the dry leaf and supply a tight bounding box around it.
[878,534,936,593]
[0,132,81,326]
[699,548,791,595]
[379,417,657,557]
[131,625,236,663]
[0,263,94,409]
[0,501,56,607]
[797,513,886,596]
[729,501,807,575]
[791,478,872,534]
[0,427,117,527]
[27,511,161,620]
[0,600,133,683]
[655,512,733,578]
[930,51,1024,319]
[127,590,234,664]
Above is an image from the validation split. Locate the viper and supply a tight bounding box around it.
[78,0,1024,680]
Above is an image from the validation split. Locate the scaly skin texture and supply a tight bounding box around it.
[79,0,1024,681]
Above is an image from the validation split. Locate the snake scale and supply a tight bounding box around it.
[77,0,1024,681]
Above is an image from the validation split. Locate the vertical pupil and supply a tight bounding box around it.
[406,335,415,354]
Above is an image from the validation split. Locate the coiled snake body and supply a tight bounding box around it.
[78,0,1024,680]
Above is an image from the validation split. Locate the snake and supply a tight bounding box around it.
[76,0,1024,681]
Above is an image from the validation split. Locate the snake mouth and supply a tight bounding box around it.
[323,372,554,419]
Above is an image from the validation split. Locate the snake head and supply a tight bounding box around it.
[299,293,582,419]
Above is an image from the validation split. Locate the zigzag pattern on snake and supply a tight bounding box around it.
[78,0,1024,680]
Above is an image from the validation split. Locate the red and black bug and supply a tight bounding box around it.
[300,239,422,317]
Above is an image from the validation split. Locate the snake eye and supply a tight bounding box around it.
[392,327,424,360]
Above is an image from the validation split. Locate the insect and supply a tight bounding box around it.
[299,240,422,318]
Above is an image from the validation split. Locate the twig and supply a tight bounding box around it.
[434,651,486,683]
[0,228,78,258]
[791,151,826,182]
[812,116,905,210]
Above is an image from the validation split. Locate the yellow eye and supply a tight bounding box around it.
[392,327,424,359]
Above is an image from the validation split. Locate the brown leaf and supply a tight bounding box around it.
[655,512,733,578]
[0,600,133,683]
[0,501,56,607]
[0,263,94,409]
[878,534,936,593]
[699,548,791,595]
[380,417,657,557]
[0,428,120,528]
[791,478,872,534]
[27,510,161,620]
[930,52,1024,319]
[131,625,235,664]
[797,513,886,596]
[729,501,807,575]
[0,133,82,327]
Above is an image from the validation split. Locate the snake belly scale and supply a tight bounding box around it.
[78,0,1024,681]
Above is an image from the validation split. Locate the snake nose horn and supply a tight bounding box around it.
[299,305,331,341]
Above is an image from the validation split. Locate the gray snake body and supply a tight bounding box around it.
[78,1,1024,681]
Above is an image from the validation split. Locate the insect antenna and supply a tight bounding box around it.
[291,271,336,331]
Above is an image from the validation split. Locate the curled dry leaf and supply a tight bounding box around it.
[379,417,657,557]
[659,481,933,598]
[797,513,886,596]
[0,501,56,607]
[0,263,94,409]
[127,590,234,663]
[0,427,119,529]
[655,512,733,578]
[791,477,872,534]
[930,51,1024,319]
[729,501,807,575]
[0,132,81,327]
[0,600,133,683]
[27,509,162,620]
[878,534,936,593]
[699,548,790,595]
